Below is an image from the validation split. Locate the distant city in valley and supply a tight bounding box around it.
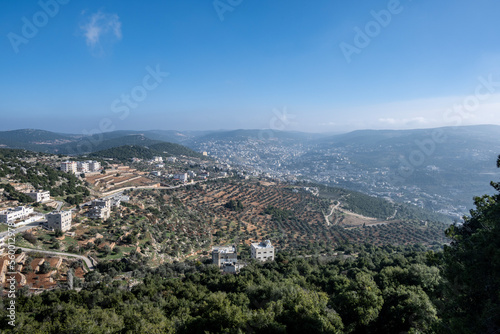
[1,124,500,219]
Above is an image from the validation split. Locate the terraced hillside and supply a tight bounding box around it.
[149,178,449,255]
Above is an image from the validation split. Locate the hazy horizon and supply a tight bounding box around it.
[2,122,500,137]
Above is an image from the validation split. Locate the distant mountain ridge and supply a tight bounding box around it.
[1,125,499,156]
[88,142,206,161]
[0,129,205,159]
[2,125,499,215]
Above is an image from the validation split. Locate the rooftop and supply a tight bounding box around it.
[252,240,273,249]
[212,245,236,254]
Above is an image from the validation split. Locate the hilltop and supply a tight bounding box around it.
[0,130,206,160]
[88,142,207,162]
[2,125,499,216]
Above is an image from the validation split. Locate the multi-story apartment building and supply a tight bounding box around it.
[88,161,101,172]
[24,190,50,203]
[88,206,111,220]
[75,160,101,173]
[60,161,77,173]
[251,240,275,261]
[77,161,90,173]
[0,206,34,224]
[173,173,188,182]
[212,245,237,267]
[92,198,111,209]
[45,211,72,232]
[87,198,112,220]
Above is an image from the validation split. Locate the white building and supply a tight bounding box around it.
[88,161,101,172]
[166,157,177,163]
[222,262,244,274]
[152,156,163,162]
[61,161,77,173]
[212,245,237,267]
[24,190,50,203]
[92,198,112,209]
[251,240,275,261]
[88,206,111,220]
[45,211,72,232]
[77,161,90,173]
[0,206,34,224]
[87,198,112,220]
[77,160,101,173]
[151,171,162,177]
[173,173,188,182]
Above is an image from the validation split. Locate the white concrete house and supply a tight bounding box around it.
[251,240,275,261]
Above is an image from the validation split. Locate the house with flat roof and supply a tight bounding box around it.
[0,206,34,224]
[24,190,50,203]
[212,245,237,267]
[44,211,72,232]
[87,198,112,220]
[251,240,275,261]
[173,173,188,182]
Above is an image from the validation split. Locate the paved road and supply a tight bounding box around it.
[0,221,41,239]
[55,200,63,211]
[100,176,228,197]
[1,225,95,270]
[18,247,94,271]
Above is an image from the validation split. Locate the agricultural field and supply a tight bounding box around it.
[11,175,450,270]
[134,178,450,257]
[84,166,155,193]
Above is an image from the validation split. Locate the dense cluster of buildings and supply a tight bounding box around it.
[60,160,101,174]
[0,205,72,232]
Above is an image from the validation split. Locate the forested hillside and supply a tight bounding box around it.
[0,244,443,333]
[0,149,89,204]
[88,143,207,161]
[314,183,452,223]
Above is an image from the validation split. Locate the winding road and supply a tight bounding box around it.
[18,247,94,271]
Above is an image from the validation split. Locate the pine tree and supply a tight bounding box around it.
[442,155,500,333]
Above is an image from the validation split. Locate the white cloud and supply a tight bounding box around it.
[81,11,122,49]
[378,116,431,127]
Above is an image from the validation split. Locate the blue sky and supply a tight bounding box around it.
[1,0,500,133]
